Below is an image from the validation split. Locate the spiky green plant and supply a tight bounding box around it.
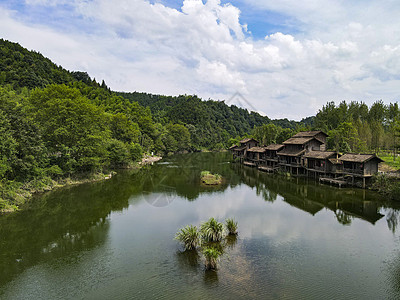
[203,246,222,270]
[175,225,200,250]
[201,217,224,242]
[225,218,238,235]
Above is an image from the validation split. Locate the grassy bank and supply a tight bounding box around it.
[371,173,400,201]
[0,155,163,214]
[0,172,114,213]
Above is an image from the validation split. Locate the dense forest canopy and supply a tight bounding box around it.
[1,38,399,211]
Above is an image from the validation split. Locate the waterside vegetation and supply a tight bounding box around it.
[200,171,222,186]
[175,217,239,270]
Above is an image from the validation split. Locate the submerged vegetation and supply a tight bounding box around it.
[175,217,238,270]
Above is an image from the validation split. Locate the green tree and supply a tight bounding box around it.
[29,85,110,173]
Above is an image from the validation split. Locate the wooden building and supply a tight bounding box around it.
[292,131,328,150]
[245,146,266,167]
[277,137,324,175]
[229,138,259,161]
[303,151,339,178]
[337,154,384,188]
[228,130,384,188]
[258,144,284,172]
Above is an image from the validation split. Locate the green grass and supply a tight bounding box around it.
[379,154,400,170]
[200,170,222,185]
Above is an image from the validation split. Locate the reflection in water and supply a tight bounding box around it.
[176,250,200,270]
[1,152,400,299]
[232,162,392,226]
[204,270,219,286]
[224,235,238,249]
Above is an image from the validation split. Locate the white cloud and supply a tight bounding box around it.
[1,0,400,119]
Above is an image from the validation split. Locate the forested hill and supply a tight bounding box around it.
[0,38,309,150]
[1,38,311,211]
[118,91,307,132]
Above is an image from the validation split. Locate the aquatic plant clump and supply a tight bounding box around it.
[175,225,200,250]
[200,170,222,185]
[200,217,224,242]
[203,246,222,270]
[225,218,238,235]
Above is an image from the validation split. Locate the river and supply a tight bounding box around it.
[1,152,400,299]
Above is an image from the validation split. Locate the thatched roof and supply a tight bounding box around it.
[283,137,321,145]
[292,131,328,138]
[266,144,284,151]
[248,146,267,153]
[338,153,384,163]
[303,151,337,160]
[240,138,258,144]
[228,145,238,150]
[277,149,306,157]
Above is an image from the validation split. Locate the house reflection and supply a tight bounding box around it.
[232,163,386,226]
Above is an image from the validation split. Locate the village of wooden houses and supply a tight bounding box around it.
[229,130,384,188]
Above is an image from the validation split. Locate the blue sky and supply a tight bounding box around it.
[1,0,400,120]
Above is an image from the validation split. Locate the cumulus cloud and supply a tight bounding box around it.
[1,0,400,119]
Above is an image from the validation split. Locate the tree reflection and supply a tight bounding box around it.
[385,208,400,234]
[335,210,353,225]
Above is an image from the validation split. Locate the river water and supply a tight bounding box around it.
[1,152,400,299]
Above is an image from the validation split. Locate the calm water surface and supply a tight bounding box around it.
[1,152,400,299]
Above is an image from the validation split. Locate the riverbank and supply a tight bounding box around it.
[0,155,163,214]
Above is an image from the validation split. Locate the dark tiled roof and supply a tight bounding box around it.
[266,144,284,151]
[339,154,384,163]
[303,151,337,159]
[240,138,258,144]
[277,149,306,157]
[292,131,328,138]
[248,146,267,153]
[233,145,246,151]
[329,158,342,165]
[283,137,318,145]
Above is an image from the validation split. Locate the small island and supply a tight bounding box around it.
[200,171,222,185]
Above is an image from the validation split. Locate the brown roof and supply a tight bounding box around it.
[266,144,284,151]
[228,145,238,150]
[247,146,267,153]
[283,137,321,145]
[292,131,327,138]
[277,149,306,157]
[338,153,384,163]
[233,145,246,151]
[303,151,337,159]
[329,158,342,165]
[240,138,258,144]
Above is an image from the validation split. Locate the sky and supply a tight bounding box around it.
[1,0,400,120]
